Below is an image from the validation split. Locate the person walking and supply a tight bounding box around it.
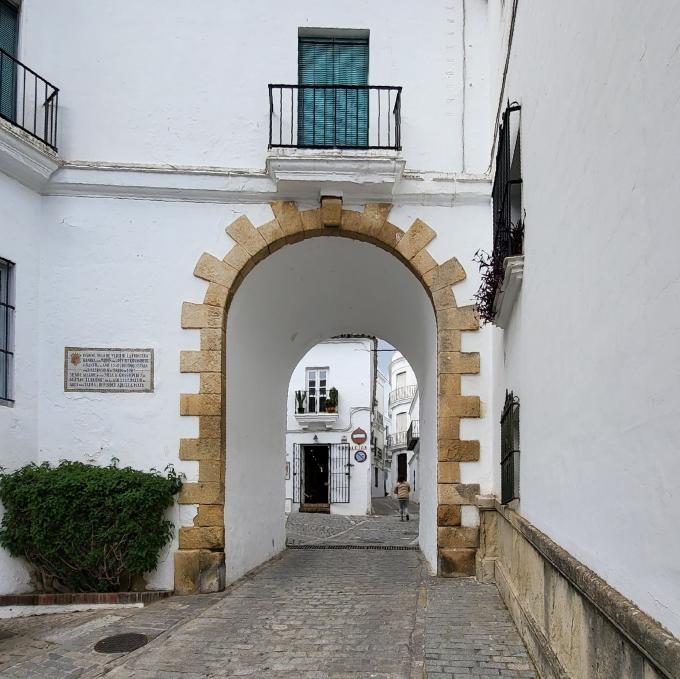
[394,475,411,521]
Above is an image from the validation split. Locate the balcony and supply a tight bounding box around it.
[266,84,404,199]
[0,48,59,150]
[294,389,339,430]
[389,385,417,407]
[386,431,407,450]
[407,420,420,450]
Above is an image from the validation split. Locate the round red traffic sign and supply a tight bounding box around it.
[351,428,367,445]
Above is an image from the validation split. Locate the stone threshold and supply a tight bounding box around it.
[0,590,172,607]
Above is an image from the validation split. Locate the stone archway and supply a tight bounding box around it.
[174,200,481,593]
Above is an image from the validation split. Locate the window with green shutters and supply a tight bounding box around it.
[0,0,18,122]
[298,35,369,148]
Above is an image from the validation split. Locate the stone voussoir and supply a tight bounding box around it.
[226,214,269,256]
[179,437,222,461]
[437,305,480,331]
[179,526,225,550]
[431,257,467,291]
[180,393,222,416]
[181,302,224,329]
[438,482,481,505]
[438,351,480,375]
[396,218,437,261]
[270,201,304,237]
[180,350,222,374]
[194,252,238,288]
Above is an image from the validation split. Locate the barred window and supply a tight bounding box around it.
[0,257,15,404]
[500,391,520,504]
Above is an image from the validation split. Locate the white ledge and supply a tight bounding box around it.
[266,147,405,201]
[294,412,340,430]
[0,119,60,191]
[493,255,524,329]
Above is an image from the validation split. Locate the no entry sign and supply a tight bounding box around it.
[351,428,367,445]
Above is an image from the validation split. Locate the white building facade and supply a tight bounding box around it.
[284,337,374,516]
[0,1,679,673]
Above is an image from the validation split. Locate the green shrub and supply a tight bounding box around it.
[0,460,183,593]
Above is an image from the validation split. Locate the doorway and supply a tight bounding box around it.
[397,452,407,481]
[302,445,330,511]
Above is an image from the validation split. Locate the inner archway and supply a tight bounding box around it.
[175,202,482,593]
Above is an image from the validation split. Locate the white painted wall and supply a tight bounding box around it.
[285,338,373,516]
[490,0,680,636]
[17,0,487,175]
[0,173,41,593]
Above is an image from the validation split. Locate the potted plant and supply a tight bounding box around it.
[295,390,307,414]
[325,387,338,413]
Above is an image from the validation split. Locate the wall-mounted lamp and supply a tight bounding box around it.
[341,435,347,443]
[313,434,319,442]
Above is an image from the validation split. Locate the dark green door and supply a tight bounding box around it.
[298,36,369,147]
[0,0,18,122]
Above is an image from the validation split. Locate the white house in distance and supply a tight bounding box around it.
[285,337,378,515]
[386,352,419,497]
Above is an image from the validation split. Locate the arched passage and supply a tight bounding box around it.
[175,202,482,593]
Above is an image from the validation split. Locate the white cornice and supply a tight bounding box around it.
[0,120,60,191]
[44,159,490,206]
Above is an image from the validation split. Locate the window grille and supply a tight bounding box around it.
[500,390,520,504]
[0,257,15,404]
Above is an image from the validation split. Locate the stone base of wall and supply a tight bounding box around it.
[477,500,680,679]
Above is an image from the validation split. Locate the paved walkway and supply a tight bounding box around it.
[0,550,536,679]
[286,498,420,547]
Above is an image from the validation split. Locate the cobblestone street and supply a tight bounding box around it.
[0,547,536,679]
[286,498,420,547]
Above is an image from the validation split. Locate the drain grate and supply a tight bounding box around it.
[94,632,148,654]
[288,544,420,551]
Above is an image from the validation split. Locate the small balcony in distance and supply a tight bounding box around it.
[266,84,405,199]
[407,420,420,450]
[294,389,339,430]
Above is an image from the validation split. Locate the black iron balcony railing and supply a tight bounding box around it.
[407,420,420,450]
[0,48,59,150]
[386,430,407,449]
[389,384,416,407]
[268,84,402,150]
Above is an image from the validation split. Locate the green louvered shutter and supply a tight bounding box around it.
[298,36,369,147]
[0,0,18,122]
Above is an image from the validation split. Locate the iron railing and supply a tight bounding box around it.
[292,443,351,504]
[0,48,59,150]
[387,430,407,449]
[389,384,416,407]
[407,420,420,450]
[268,84,402,150]
[500,391,520,504]
[491,103,523,269]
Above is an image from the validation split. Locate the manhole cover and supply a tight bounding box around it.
[94,632,148,654]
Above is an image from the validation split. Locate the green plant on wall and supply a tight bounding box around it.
[326,387,338,412]
[295,390,307,413]
[0,460,183,593]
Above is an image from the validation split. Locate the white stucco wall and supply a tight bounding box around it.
[0,173,41,593]
[285,338,373,516]
[17,0,487,175]
[491,0,680,636]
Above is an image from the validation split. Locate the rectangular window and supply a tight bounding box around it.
[396,412,407,432]
[305,367,328,413]
[0,257,15,404]
[298,34,369,148]
[0,0,19,122]
[395,371,406,388]
[500,391,520,503]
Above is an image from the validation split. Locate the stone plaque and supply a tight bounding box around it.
[64,347,154,393]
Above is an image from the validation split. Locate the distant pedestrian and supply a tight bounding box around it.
[394,476,411,521]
